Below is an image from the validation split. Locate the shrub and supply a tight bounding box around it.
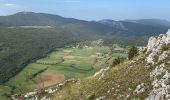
[153,55,159,62]
[128,46,138,60]
[112,56,125,66]
[143,48,147,54]
[86,92,95,100]
[162,44,170,51]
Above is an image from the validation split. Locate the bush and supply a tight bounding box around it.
[128,46,138,60]
[162,44,170,51]
[142,48,147,54]
[112,56,125,66]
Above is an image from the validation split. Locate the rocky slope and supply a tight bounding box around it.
[12,29,170,100]
[145,29,170,99]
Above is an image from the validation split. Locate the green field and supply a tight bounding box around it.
[0,46,127,99]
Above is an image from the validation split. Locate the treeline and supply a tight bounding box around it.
[27,67,48,80]
[0,27,90,83]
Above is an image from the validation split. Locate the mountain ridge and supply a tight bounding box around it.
[99,19,169,35]
[124,19,170,27]
[0,12,168,36]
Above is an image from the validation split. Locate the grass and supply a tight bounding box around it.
[112,53,128,60]
[0,46,126,99]
[70,47,110,56]
[0,85,11,100]
[0,46,127,99]
[51,55,152,100]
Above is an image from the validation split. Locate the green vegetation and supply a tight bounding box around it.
[0,46,126,99]
[0,12,164,85]
[162,44,170,51]
[0,25,149,85]
[128,46,138,60]
[0,26,103,84]
[153,55,159,62]
[112,53,128,59]
[0,45,127,99]
[50,55,152,100]
[0,12,167,83]
[112,56,125,66]
[0,12,167,100]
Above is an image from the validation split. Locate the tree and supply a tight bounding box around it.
[112,56,125,66]
[128,46,138,60]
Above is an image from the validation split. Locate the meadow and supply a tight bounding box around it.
[0,45,128,99]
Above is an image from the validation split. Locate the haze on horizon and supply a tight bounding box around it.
[0,0,170,21]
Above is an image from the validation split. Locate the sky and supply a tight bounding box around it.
[0,0,170,21]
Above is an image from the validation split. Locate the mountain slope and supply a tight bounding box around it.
[0,12,117,84]
[29,29,170,100]
[99,19,168,35]
[0,12,81,26]
[124,19,170,27]
[0,12,117,36]
[0,12,168,36]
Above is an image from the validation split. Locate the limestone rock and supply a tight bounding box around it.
[147,36,157,53]
[145,29,170,100]
[133,83,145,95]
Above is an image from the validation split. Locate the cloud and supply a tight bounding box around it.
[3,3,16,7]
[0,3,22,8]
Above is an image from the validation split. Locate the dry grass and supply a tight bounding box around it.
[50,55,152,100]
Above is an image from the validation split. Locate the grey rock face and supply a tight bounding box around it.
[145,29,170,100]
[147,36,157,53]
[133,83,145,95]
[146,29,170,65]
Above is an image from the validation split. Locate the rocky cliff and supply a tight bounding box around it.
[145,29,170,99]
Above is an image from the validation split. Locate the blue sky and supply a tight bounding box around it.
[0,0,170,21]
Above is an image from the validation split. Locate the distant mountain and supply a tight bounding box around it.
[99,19,168,35]
[124,19,170,27]
[98,19,128,30]
[0,12,120,36]
[0,12,169,46]
[0,12,169,47]
[0,12,82,26]
[0,12,168,36]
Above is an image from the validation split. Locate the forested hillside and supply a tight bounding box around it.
[0,12,168,83]
[0,27,76,83]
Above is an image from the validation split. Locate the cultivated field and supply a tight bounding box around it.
[0,46,127,99]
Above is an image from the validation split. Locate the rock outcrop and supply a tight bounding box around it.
[146,30,170,65]
[145,29,170,100]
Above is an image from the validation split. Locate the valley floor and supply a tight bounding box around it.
[0,46,127,99]
[49,55,152,100]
